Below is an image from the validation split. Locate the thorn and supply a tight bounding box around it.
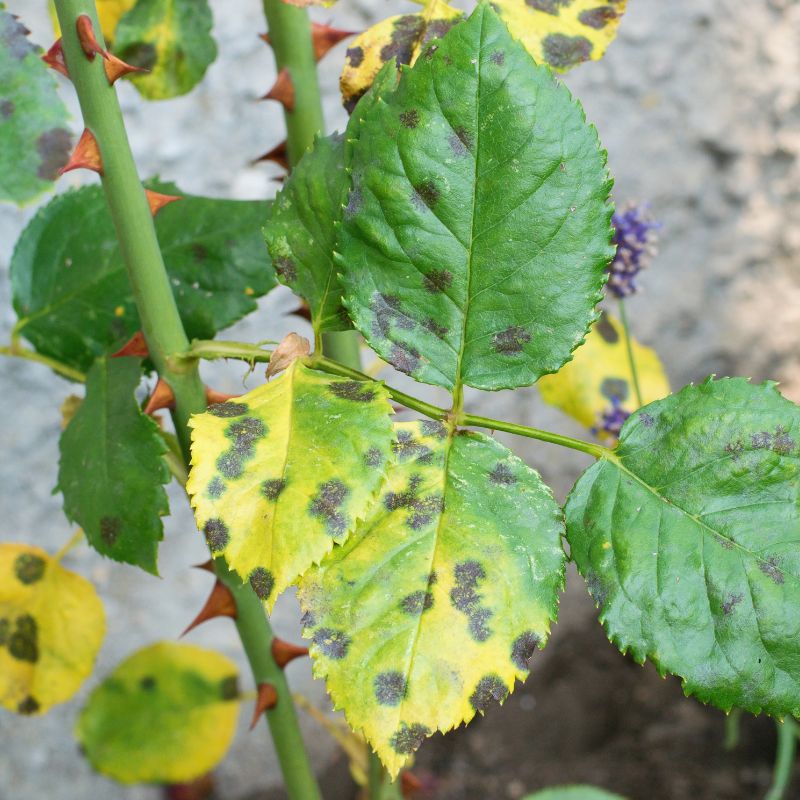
[251,140,289,170]
[59,128,103,176]
[144,377,175,415]
[145,189,181,216]
[205,387,241,405]
[287,301,312,322]
[192,559,215,573]
[401,770,426,795]
[260,68,295,112]
[111,330,149,359]
[76,14,107,61]
[310,23,357,61]
[42,39,69,78]
[182,580,237,637]
[249,683,278,729]
[271,637,309,669]
[104,52,148,84]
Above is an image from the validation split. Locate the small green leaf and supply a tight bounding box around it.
[0,9,70,205]
[76,642,239,784]
[11,184,274,373]
[340,5,614,391]
[524,787,626,800]
[566,378,800,717]
[58,357,170,574]
[112,0,217,99]
[299,421,565,775]
[187,361,395,610]
[0,543,105,716]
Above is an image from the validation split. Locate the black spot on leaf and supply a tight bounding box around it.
[380,15,425,65]
[190,243,208,262]
[490,50,505,65]
[450,560,493,642]
[492,326,531,355]
[600,377,629,402]
[312,627,351,659]
[374,671,407,705]
[595,313,619,343]
[300,610,316,629]
[543,33,593,68]
[390,722,430,754]
[424,318,449,338]
[524,0,569,13]
[118,41,158,70]
[400,109,420,128]
[219,675,239,700]
[274,256,297,284]
[639,412,655,427]
[140,676,157,691]
[759,557,784,585]
[364,447,383,468]
[216,417,266,480]
[8,614,38,663]
[390,344,421,375]
[208,401,248,418]
[261,478,286,501]
[203,518,230,551]
[489,463,516,486]
[400,590,434,615]
[511,631,541,669]
[99,516,122,546]
[0,618,9,646]
[309,480,350,537]
[346,46,364,67]
[421,420,448,439]
[722,594,743,615]
[585,571,608,606]
[578,6,618,28]
[470,674,508,713]
[345,185,363,219]
[414,179,440,207]
[329,381,376,402]
[392,430,433,463]
[0,99,14,118]
[207,476,226,499]
[14,553,45,585]
[249,567,275,600]
[17,696,40,715]
[423,269,453,293]
[724,440,744,461]
[36,128,71,180]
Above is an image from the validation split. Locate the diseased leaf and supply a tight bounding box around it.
[112,0,217,99]
[340,5,614,392]
[0,10,70,205]
[524,788,626,800]
[11,184,274,373]
[340,0,463,113]
[490,0,627,71]
[0,543,105,716]
[299,421,565,775]
[566,378,800,717]
[538,311,669,440]
[187,361,394,610]
[58,357,170,574]
[76,642,239,784]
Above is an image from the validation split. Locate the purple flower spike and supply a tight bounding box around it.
[592,396,631,442]
[607,202,660,298]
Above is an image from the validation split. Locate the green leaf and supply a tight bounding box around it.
[299,421,565,775]
[112,0,217,99]
[340,4,614,391]
[524,787,626,800]
[0,543,105,716]
[489,0,627,72]
[11,184,274,373]
[187,361,395,611]
[58,357,170,574]
[565,377,800,717]
[0,9,70,205]
[76,642,239,784]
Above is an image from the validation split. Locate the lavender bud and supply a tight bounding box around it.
[607,202,660,298]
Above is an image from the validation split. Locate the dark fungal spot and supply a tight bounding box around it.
[724,440,744,460]
[14,553,45,585]
[489,462,516,486]
[578,6,618,28]
[308,479,350,537]
[760,557,784,585]
[312,627,351,659]
[722,593,743,616]
[345,45,364,67]
[0,99,14,118]
[492,326,531,355]
[511,631,541,670]
[8,614,38,663]
[190,243,208,262]
[421,420,448,439]
[219,675,239,700]
[384,474,443,529]
[751,431,772,449]
[414,179,440,207]
[585,572,608,606]
[208,401,248,418]
[380,15,425,66]
[389,344,421,375]
[543,33,593,69]
[600,377,629,402]
[773,427,796,455]
[140,676,157,691]
[423,17,459,42]
[203,518,230,551]
[118,41,158,70]
[0,618,8,646]
[399,109,420,128]
[424,318,449,339]
[363,447,383,468]
[450,560,493,642]
[344,90,366,115]
[490,50,505,65]
[35,128,71,180]
[344,184,363,219]
[370,292,415,339]
[423,269,453,294]
[470,674,508,713]
[261,478,286,501]
[217,451,244,480]
[274,256,297,284]
[329,380,376,403]
[300,610,316,630]
[639,412,655,427]
[17,696,40,715]
[216,416,266,480]
[99,516,121,546]
[207,476,226,499]
[374,671,407,706]
[400,590,434,615]
[714,532,734,551]
[249,567,275,601]
[392,430,433,463]
[524,0,569,13]
[390,722,430,754]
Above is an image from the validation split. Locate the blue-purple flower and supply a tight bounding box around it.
[607,202,660,298]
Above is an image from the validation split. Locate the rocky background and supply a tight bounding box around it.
[1,0,799,797]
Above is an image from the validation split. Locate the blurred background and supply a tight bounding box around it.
[1,0,799,797]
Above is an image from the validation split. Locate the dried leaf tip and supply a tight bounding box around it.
[42,39,69,78]
[144,377,176,415]
[261,68,295,112]
[266,333,310,379]
[111,330,149,359]
[59,128,103,176]
[144,189,181,216]
[104,53,148,85]
[181,580,237,637]
[271,637,309,669]
[76,15,107,61]
[249,683,278,729]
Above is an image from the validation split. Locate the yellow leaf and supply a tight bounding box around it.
[76,642,239,784]
[488,0,627,71]
[49,0,136,42]
[0,543,105,715]
[538,311,669,438]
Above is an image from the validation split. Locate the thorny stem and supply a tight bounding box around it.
[618,298,643,408]
[765,718,798,800]
[0,343,86,383]
[54,4,319,798]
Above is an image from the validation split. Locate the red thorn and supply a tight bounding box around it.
[104,52,148,84]
[76,15,107,61]
[165,774,215,800]
[271,637,309,669]
[192,559,215,573]
[249,683,278,729]
[287,301,312,322]
[59,128,103,176]
[182,580,237,637]
[111,330,149,359]
[144,377,175,415]
[310,23,357,61]
[252,140,289,170]
[205,387,241,405]
[145,189,181,216]
[261,68,295,112]
[42,38,69,78]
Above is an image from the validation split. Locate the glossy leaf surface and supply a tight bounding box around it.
[340,5,614,391]
[188,361,394,610]
[566,378,800,716]
[58,357,170,574]
[0,543,105,715]
[12,184,274,373]
[0,10,70,205]
[76,642,239,784]
[300,421,565,775]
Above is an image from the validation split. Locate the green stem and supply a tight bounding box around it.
[724,708,742,751]
[766,718,797,800]
[0,344,86,383]
[618,299,643,408]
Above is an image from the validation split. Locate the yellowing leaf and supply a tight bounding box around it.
[49,0,136,42]
[299,421,565,776]
[0,543,105,716]
[538,312,669,439]
[187,361,394,611]
[76,642,239,784]
[489,0,627,71]
[340,0,463,112]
